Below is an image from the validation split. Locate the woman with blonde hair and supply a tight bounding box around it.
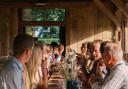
[26,42,48,89]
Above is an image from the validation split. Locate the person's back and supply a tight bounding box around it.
[107,60,128,89]
[0,56,24,89]
[121,62,128,89]
[100,60,128,89]
[119,61,128,89]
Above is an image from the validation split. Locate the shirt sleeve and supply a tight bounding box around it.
[91,69,124,89]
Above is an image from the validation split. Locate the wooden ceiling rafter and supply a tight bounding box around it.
[112,0,128,18]
[0,1,92,8]
[93,0,120,26]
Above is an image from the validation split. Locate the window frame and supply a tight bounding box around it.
[19,8,66,33]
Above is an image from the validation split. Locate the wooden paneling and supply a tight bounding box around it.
[0,8,18,56]
[68,6,113,52]
[69,8,79,52]
[0,3,114,55]
[0,8,9,56]
[94,10,103,40]
[9,8,19,50]
[123,53,128,61]
[86,7,95,42]
[102,14,113,41]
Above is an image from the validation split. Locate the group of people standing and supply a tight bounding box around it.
[76,40,128,89]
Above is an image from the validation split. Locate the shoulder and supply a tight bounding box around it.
[116,61,128,70]
[1,58,22,74]
[111,62,128,76]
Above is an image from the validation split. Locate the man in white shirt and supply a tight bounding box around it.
[89,41,128,89]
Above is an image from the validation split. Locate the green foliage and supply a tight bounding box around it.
[25,26,60,44]
[23,8,65,21]
[23,8,65,44]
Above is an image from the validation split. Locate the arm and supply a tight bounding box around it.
[40,68,48,89]
[38,59,48,89]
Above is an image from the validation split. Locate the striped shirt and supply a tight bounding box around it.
[91,60,128,89]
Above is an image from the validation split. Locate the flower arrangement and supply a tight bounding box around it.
[60,48,78,80]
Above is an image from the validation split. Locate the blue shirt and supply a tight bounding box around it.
[0,56,24,89]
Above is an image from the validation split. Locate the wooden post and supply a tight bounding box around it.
[0,8,10,56]
[0,8,1,56]
[10,8,18,52]
[115,26,122,46]
[123,18,128,61]
[66,9,70,53]
[0,8,18,56]
[114,10,123,47]
[124,18,128,52]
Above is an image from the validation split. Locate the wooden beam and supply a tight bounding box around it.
[22,21,65,26]
[0,1,92,8]
[124,18,128,52]
[93,0,120,26]
[112,0,128,18]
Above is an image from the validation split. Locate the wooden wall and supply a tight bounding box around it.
[0,4,114,55]
[67,7,113,53]
[0,8,18,56]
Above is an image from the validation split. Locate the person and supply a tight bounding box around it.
[26,42,48,89]
[76,42,91,78]
[90,40,108,83]
[0,34,34,89]
[46,44,52,71]
[77,42,92,89]
[91,40,103,75]
[41,43,49,85]
[89,41,128,89]
[97,41,111,80]
[58,44,64,56]
[51,42,60,63]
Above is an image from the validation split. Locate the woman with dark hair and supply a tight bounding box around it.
[77,42,93,89]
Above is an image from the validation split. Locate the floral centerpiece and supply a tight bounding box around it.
[60,48,78,80]
[59,48,80,89]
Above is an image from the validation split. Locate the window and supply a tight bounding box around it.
[21,8,66,44]
[26,26,60,43]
